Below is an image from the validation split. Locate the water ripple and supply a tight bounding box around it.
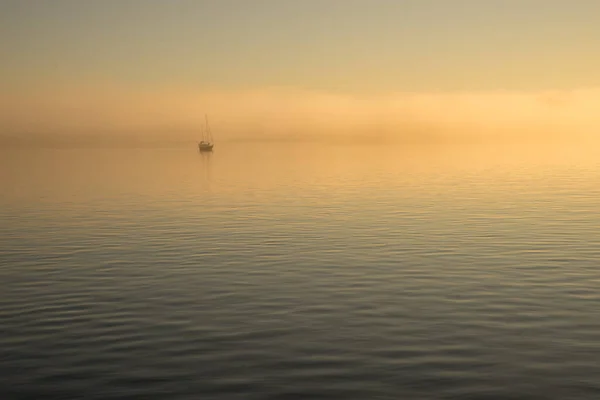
[2,147,600,399]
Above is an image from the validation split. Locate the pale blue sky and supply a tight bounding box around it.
[2,0,600,92]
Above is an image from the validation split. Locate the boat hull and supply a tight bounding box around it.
[198,143,214,152]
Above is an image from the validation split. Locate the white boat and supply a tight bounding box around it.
[198,115,214,152]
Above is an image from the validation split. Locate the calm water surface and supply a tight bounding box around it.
[1,143,600,399]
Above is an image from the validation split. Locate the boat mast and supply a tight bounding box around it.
[205,114,213,143]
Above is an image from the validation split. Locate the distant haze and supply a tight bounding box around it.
[2,84,600,146]
[2,1,600,146]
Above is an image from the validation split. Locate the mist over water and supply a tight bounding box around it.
[3,1,600,397]
[1,143,600,399]
[2,86,600,146]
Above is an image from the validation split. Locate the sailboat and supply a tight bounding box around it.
[198,114,214,152]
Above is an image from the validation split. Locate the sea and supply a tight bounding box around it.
[1,142,599,399]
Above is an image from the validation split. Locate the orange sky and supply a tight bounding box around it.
[2,1,600,143]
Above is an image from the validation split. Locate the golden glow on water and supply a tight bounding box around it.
[2,142,600,207]
[2,143,600,399]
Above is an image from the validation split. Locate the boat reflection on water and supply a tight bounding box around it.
[199,145,212,184]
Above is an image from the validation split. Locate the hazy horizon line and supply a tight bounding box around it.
[0,130,593,150]
[3,85,600,145]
